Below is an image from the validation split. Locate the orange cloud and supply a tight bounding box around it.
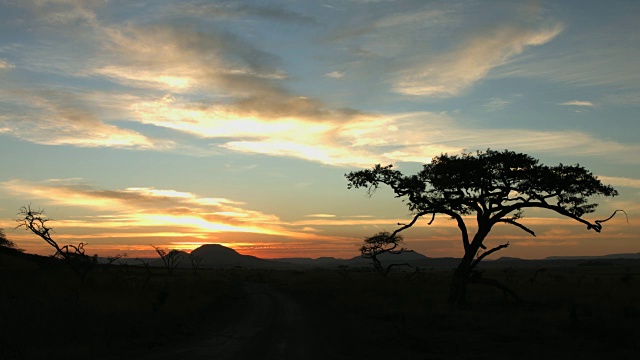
[2,179,333,253]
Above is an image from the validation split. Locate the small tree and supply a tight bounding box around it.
[346,149,623,305]
[361,231,411,276]
[0,228,22,252]
[188,252,203,275]
[16,205,97,280]
[151,245,183,274]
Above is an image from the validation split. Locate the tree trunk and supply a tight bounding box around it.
[448,253,474,305]
[448,239,484,305]
[448,263,469,304]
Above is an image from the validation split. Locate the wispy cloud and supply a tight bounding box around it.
[484,98,510,111]
[496,45,640,90]
[1,179,320,241]
[325,71,345,79]
[222,112,640,166]
[306,214,336,218]
[180,2,317,24]
[559,100,594,107]
[0,59,14,70]
[393,24,563,97]
[0,89,171,149]
[18,0,102,27]
[597,176,640,189]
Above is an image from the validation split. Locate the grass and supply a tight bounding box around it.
[0,250,239,360]
[271,264,640,359]
[1,249,639,359]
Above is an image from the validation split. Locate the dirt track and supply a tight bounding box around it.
[135,282,327,360]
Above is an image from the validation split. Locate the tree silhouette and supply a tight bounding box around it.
[16,205,97,281]
[151,245,183,274]
[0,228,21,252]
[346,149,623,304]
[360,231,412,276]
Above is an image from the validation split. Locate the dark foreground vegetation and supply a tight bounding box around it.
[1,248,639,360]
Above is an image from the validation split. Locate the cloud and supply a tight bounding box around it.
[18,0,103,27]
[496,45,640,90]
[2,1,637,170]
[325,71,345,79]
[1,179,317,240]
[180,2,317,24]
[559,100,594,107]
[484,98,510,111]
[95,23,283,91]
[0,59,14,70]
[393,24,563,97]
[306,214,337,218]
[597,176,640,189]
[91,22,366,124]
[0,89,172,149]
[129,93,640,166]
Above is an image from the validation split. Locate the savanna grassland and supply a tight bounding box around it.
[273,263,640,359]
[2,248,639,360]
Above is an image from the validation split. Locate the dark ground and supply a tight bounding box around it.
[1,249,639,360]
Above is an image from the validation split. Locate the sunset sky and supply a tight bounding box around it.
[0,0,638,259]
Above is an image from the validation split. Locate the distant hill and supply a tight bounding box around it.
[493,257,525,261]
[545,253,640,260]
[161,244,296,269]
[104,244,640,270]
[276,250,431,267]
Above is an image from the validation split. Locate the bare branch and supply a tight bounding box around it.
[497,218,536,237]
[595,209,628,229]
[391,211,431,239]
[496,203,612,233]
[471,242,509,270]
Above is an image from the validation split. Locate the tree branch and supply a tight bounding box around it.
[595,210,628,228]
[392,211,432,239]
[496,218,536,237]
[444,210,470,251]
[471,242,509,270]
[494,203,614,233]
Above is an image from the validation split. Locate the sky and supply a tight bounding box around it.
[0,0,638,260]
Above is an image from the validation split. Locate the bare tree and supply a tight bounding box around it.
[347,149,625,305]
[16,205,96,281]
[188,252,203,275]
[361,231,412,276]
[151,245,183,274]
[103,253,127,271]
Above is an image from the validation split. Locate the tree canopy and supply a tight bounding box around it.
[360,231,410,276]
[346,149,622,303]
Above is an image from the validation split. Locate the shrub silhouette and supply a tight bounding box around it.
[360,231,411,276]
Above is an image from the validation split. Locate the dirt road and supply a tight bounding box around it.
[135,282,329,360]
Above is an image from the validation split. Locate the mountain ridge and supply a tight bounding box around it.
[121,244,640,269]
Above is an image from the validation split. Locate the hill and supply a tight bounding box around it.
[148,244,298,269]
[545,253,640,260]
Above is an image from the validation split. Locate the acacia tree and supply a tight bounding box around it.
[346,149,622,305]
[361,231,411,276]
